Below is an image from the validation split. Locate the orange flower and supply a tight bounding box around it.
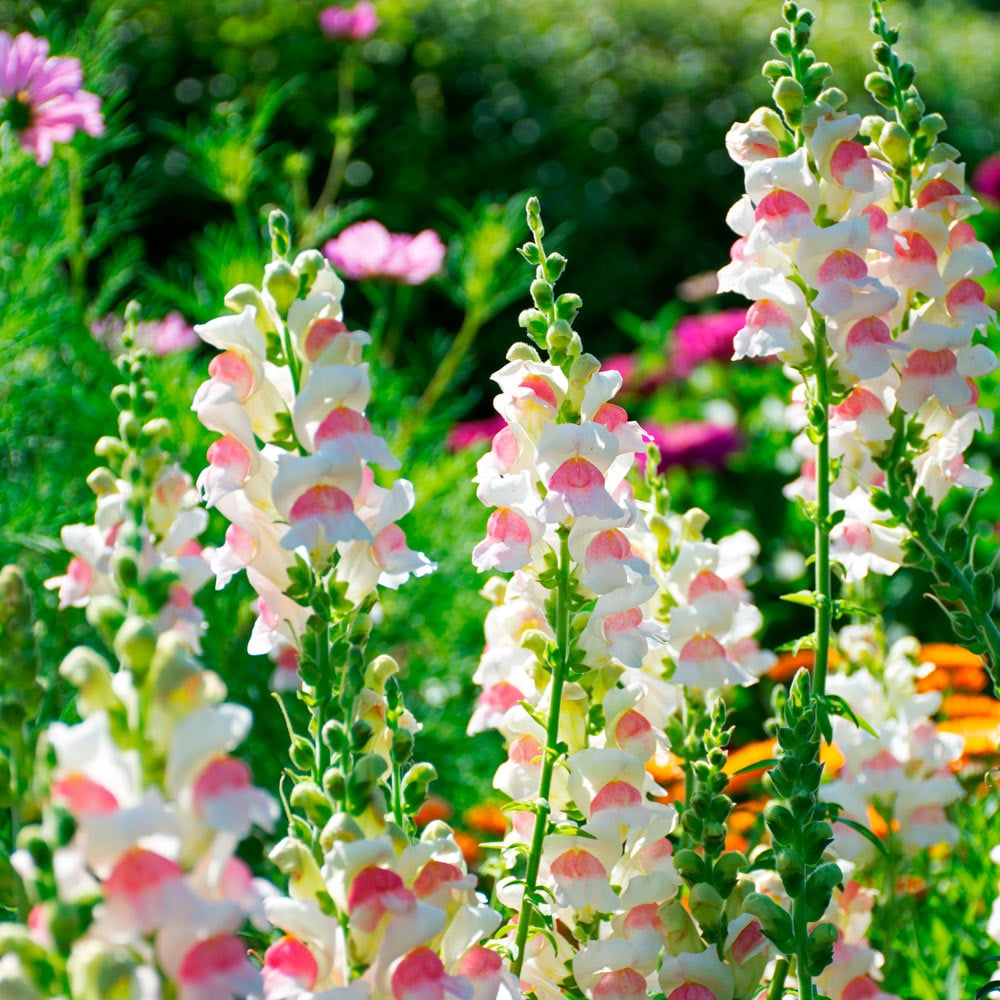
[767,648,842,682]
[454,831,481,866]
[463,803,508,837]
[724,740,776,796]
[726,799,765,854]
[940,694,1000,720]
[916,644,988,694]
[938,716,1000,757]
[413,794,452,827]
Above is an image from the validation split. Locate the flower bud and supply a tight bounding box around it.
[658,899,703,956]
[264,260,299,315]
[391,727,415,762]
[268,209,292,259]
[322,766,346,801]
[366,654,398,691]
[775,847,805,896]
[268,836,327,899]
[290,737,315,771]
[85,467,118,496]
[113,617,158,676]
[743,892,793,952]
[771,27,794,56]
[293,248,326,290]
[689,882,725,933]
[290,780,333,827]
[320,812,364,852]
[59,646,116,714]
[806,921,839,976]
[672,847,705,884]
[545,318,575,355]
[865,72,894,107]
[402,761,437,811]
[507,340,542,362]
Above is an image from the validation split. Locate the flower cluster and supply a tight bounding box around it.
[319,2,379,43]
[820,628,964,864]
[0,30,104,165]
[469,201,778,997]
[193,214,433,675]
[3,332,277,1000]
[195,213,511,1000]
[719,6,998,585]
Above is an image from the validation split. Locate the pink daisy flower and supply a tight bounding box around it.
[0,31,104,166]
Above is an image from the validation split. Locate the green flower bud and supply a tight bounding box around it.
[555,292,582,323]
[763,59,792,82]
[771,27,794,56]
[348,753,389,810]
[391,727,415,763]
[879,122,912,168]
[743,892,793,953]
[402,761,437,811]
[319,812,364,852]
[293,249,326,290]
[658,899,703,956]
[713,851,747,898]
[807,921,839,975]
[322,766,346,801]
[773,77,805,119]
[802,819,834,864]
[545,319,575,355]
[864,72,894,107]
[530,279,554,313]
[113,617,158,676]
[365,654,398,692]
[817,87,848,109]
[805,861,844,920]
[289,737,315,772]
[109,549,138,590]
[350,719,374,752]
[290,781,333,827]
[507,340,542,362]
[672,847,705,884]
[689,882,725,934]
[268,209,292,260]
[264,260,299,315]
[763,802,796,842]
[59,646,117,713]
[775,847,805,896]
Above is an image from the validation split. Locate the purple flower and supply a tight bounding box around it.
[324,220,446,285]
[446,414,506,452]
[640,420,743,472]
[972,153,1000,206]
[669,308,748,379]
[0,31,104,166]
[319,2,380,41]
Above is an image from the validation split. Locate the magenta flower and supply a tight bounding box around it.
[324,220,446,285]
[446,414,506,452]
[640,421,743,472]
[669,308,748,379]
[319,2,380,41]
[0,31,104,166]
[972,152,1000,206]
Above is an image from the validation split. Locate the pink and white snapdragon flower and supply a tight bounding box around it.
[319,2,380,42]
[722,81,999,584]
[0,30,104,165]
[193,246,434,665]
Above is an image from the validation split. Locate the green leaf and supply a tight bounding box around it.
[780,590,819,607]
[833,815,890,858]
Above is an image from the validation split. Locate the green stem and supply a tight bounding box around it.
[811,311,833,699]
[303,57,356,245]
[392,755,404,827]
[768,957,790,1000]
[512,530,571,978]
[64,147,86,305]
[396,304,485,456]
[793,892,813,1000]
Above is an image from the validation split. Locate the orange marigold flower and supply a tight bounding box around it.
[463,803,508,837]
[413,794,452,827]
[767,648,842,682]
